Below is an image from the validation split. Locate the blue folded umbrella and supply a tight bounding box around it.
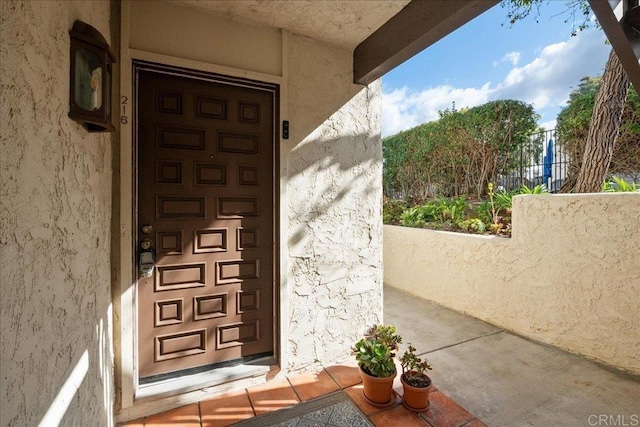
[543,138,553,182]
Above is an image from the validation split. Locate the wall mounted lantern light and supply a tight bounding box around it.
[69,20,116,132]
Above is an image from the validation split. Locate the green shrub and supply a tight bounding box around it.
[473,200,493,225]
[383,199,409,224]
[433,196,468,223]
[399,207,426,228]
[457,218,487,233]
[519,184,549,194]
[602,176,638,192]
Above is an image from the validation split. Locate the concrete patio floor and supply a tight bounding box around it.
[384,285,640,426]
[119,285,639,426]
[119,355,485,427]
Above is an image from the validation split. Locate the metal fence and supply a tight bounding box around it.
[498,129,568,193]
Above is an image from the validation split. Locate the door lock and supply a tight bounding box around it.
[140,238,152,250]
[139,238,155,278]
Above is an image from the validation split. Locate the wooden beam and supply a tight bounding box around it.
[354,0,498,85]
[589,0,640,96]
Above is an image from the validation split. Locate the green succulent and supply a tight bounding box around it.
[352,337,396,378]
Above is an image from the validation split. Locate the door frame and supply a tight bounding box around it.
[117,46,286,415]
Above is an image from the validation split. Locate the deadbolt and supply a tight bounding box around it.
[140,238,152,250]
[141,224,153,234]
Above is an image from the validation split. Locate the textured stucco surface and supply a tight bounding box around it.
[1,1,115,425]
[171,0,410,49]
[384,193,640,374]
[129,0,283,77]
[286,35,383,371]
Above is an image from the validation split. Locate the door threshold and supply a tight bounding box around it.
[136,357,276,402]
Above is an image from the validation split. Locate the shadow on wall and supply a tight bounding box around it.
[272,37,385,369]
[288,131,382,249]
[283,78,384,368]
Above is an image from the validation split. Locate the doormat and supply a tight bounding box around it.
[233,391,373,427]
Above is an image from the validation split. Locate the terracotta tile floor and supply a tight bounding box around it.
[119,362,486,427]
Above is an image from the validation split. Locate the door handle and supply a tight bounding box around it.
[139,238,155,278]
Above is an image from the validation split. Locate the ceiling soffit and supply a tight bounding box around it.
[169,0,411,49]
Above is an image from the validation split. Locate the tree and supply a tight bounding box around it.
[558,77,640,187]
[573,50,630,192]
[504,0,633,193]
[382,100,538,200]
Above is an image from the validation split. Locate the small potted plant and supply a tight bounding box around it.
[399,344,433,411]
[365,324,402,356]
[353,325,401,406]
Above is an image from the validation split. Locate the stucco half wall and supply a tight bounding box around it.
[384,193,640,374]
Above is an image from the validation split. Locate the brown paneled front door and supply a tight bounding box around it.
[136,67,276,382]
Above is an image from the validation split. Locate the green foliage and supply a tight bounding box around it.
[400,344,432,388]
[383,99,539,200]
[602,176,639,192]
[473,200,493,225]
[398,197,469,228]
[492,191,514,212]
[365,325,403,353]
[400,345,432,375]
[457,218,487,233]
[501,0,592,36]
[352,338,396,378]
[383,199,409,225]
[389,183,550,237]
[433,197,469,223]
[354,324,401,378]
[519,184,549,194]
[400,207,426,228]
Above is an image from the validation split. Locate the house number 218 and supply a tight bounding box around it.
[121,96,128,124]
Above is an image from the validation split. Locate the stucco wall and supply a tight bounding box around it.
[129,0,282,77]
[286,35,383,371]
[384,193,640,374]
[1,1,115,425]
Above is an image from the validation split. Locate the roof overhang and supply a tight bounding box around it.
[169,0,498,85]
[169,1,640,94]
[589,0,640,95]
[353,0,498,85]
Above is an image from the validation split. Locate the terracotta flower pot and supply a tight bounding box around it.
[401,372,433,412]
[359,366,397,406]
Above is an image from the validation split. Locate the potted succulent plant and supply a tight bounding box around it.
[353,325,401,406]
[399,344,433,411]
[365,324,402,356]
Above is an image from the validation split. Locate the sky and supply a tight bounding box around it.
[381,1,611,137]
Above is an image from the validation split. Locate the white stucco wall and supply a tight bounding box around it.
[286,35,383,371]
[384,193,640,374]
[1,1,115,425]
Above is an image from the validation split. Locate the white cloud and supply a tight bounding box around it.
[539,119,557,131]
[382,28,609,137]
[494,29,608,110]
[493,51,521,67]
[382,84,492,136]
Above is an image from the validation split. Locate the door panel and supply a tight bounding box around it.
[137,69,275,381]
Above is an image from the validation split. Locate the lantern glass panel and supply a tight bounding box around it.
[74,48,102,111]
